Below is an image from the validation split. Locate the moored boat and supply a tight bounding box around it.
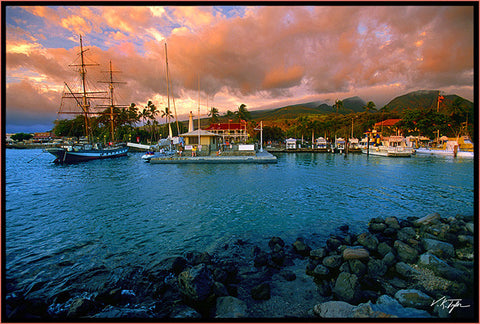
[45,35,129,163]
[362,136,414,157]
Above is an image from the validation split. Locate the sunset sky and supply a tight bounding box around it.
[4,4,475,133]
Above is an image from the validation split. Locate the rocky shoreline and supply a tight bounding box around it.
[5,213,475,320]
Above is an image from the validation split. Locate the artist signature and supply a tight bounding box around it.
[431,296,471,314]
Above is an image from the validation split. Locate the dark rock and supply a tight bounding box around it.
[382,251,397,267]
[213,281,229,297]
[226,284,238,297]
[66,298,97,318]
[339,224,349,232]
[367,259,387,278]
[170,305,202,318]
[96,288,123,305]
[292,238,311,256]
[253,251,269,267]
[394,240,418,263]
[394,289,432,310]
[186,251,212,265]
[343,247,369,260]
[313,301,355,318]
[397,227,416,242]
[313,264,330,279]
[271,250,286,266]
[418,253,465,281]
[383,227,397,237]
[215,296,247,318]
[348,259,367,278]
[326,237,342,251]
[213,268,228,283]
[414,213,440,226]
[251,283,271,300]
[369,222,387,233]
[171,257,188,275]
[280,269,296,281]
[310,248,326,259]
[457,235,474,246]
[339,262,350,273]
[268,237,285,250]
[323,255,343,268]
[178,263,214,302]
[385,217,401,229]
[357,233,379,251]
[332,272,360,303]
[377,242,393,257]
[422,238,455,259]
[395,262,421,278]
[455,247,474,261]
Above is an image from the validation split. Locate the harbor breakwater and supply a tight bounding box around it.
[4,212,475,320]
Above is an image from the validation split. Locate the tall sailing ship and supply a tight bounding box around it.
[46,36,128,163]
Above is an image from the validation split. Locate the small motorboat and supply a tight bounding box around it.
[141,151,156,162]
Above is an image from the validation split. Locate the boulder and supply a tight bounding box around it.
[422,238,455,259]
[215,296,247,318]
[268,237,285,251]
[292,238,311,256]
[377,242,392,257]
[313,301,355,318]
[397,227,416,242]
[385,217,401,229]
[413,213,440,226]
[213,282,229,297]
[326,237,342,251]
[455,247,474,261]
[418,253,465,281]
[457,235,474,246]
[253,251,269,267]
[171,305,202,318]
[369,222,387,233]
[343,247,369,260]
[332,272,360,303]
[313,264,330,279]
[323,255,343,268]
[356,233,379,251]
[382,251,396,267]
[367,259,387,278]
[271,250,286,266]
[394,240,418,263]
[352,301,397,318]
[394,289,432,309]
[178,264,214,302]
[310,248,326,259]
[348,259,367,278]
[66,298,97,318]
[395,262,421,278]
[251,283,271,300]
[373,294,431,318]
[465,222,474,234]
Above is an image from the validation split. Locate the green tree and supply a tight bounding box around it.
[237,104,251,121]
[363,101,376,113]
[11,133,33,141]
[208,107,220,123]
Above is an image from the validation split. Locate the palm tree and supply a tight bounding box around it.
[161,106,173,137]
[208,107,220,123]
[127,103,140,127]
[363,101,376,113]
[333,99,344,115]
[237,104,251,121]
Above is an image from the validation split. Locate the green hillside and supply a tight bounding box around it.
[385,90,473,114]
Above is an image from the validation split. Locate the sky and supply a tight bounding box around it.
[4,4,475,133]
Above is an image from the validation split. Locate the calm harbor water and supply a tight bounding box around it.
[4,148,475,298]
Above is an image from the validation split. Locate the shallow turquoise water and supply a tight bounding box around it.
[4,149,475,292]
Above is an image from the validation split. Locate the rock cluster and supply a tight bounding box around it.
[309,213,474,319]
[4,213,474,320]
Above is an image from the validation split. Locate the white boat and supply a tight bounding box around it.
[416,139,474,158]
[362,136,414,157]
[334,137,346,153]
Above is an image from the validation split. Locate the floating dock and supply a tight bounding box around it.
[149,151,277,164]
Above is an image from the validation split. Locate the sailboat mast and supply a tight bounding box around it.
[108,61,115,142]
[79,35,91,141]
[197,75,201,145]
[165,43,171,130]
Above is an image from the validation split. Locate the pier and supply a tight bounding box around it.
[149,151,277,164]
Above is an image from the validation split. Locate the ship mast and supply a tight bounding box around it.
[98,61,126,142]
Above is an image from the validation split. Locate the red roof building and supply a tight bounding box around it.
[205,122,248,143]
[374,119,401,127]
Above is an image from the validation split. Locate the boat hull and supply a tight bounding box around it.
[362,146,413,157]
[46,146,129,163]
[416,148,474,158]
